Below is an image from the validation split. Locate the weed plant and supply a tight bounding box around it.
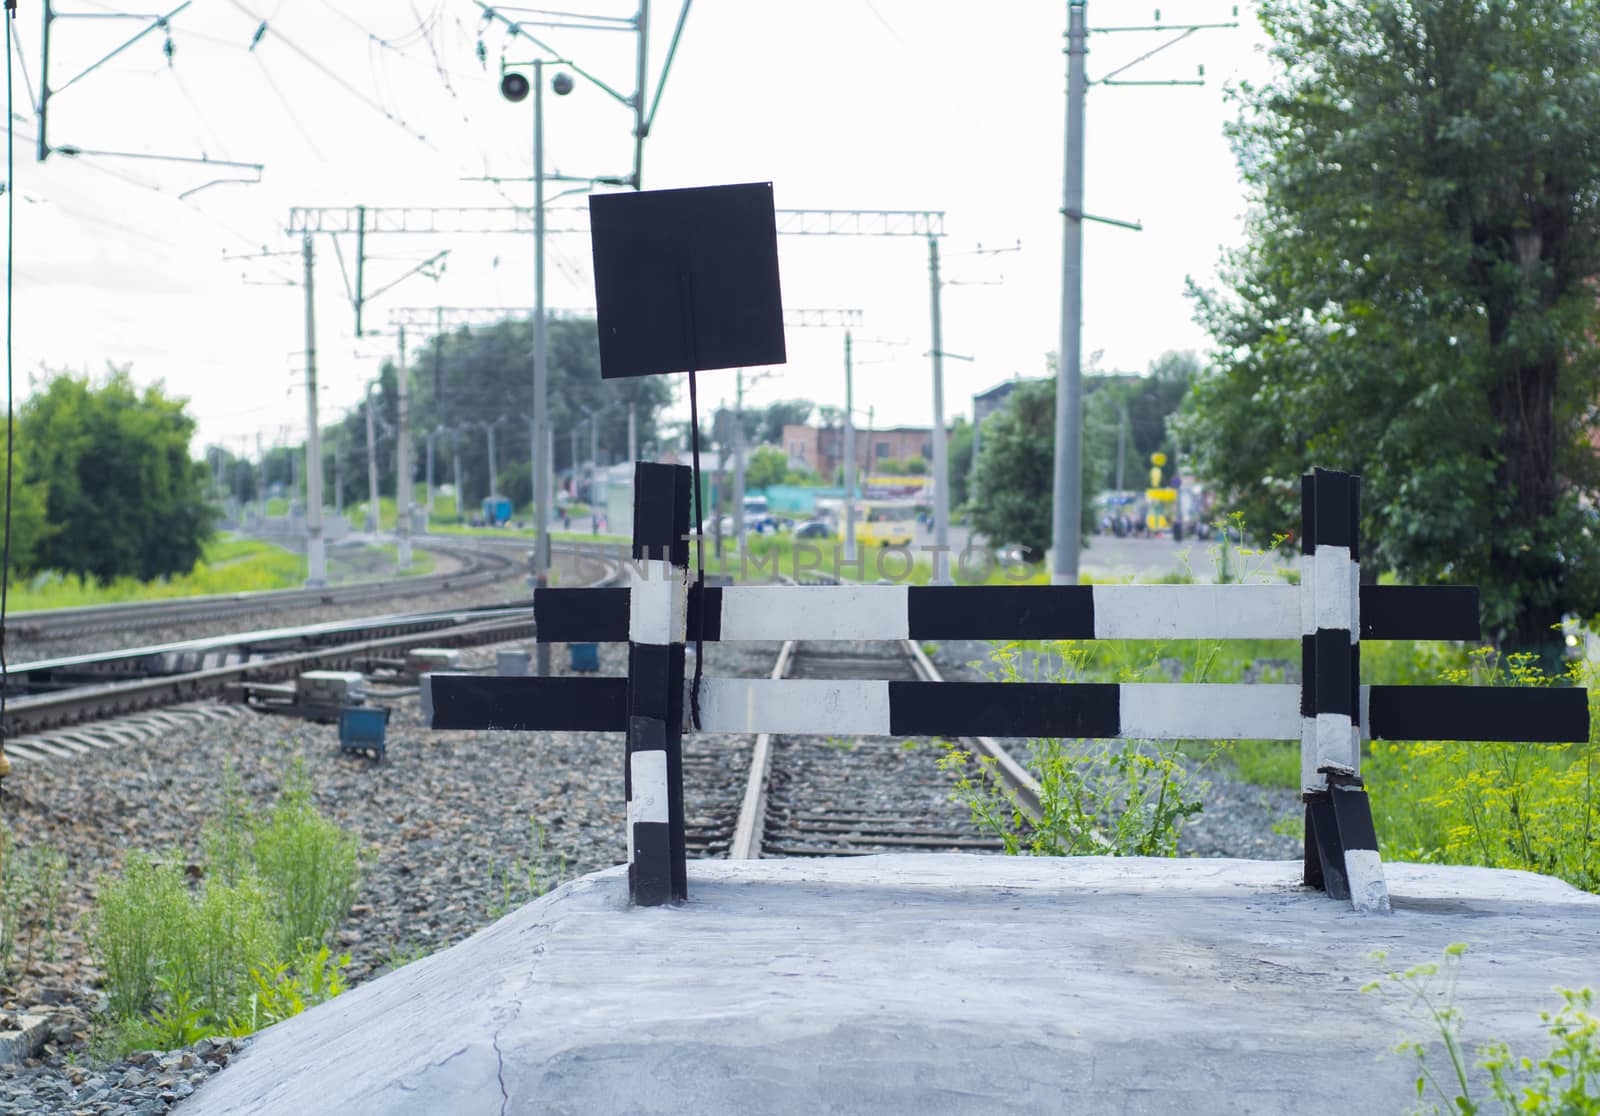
[486,820,567,919]
[939,640,1208,856]
[252,763,362,953]
[91,763,365,1055]
[0,827,71,978]
[1365,944,1599,1114]
[1364,650,1600,893]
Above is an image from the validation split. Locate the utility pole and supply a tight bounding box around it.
[844,332,857,561]
[733,371,747,541]
[531,57,553,678]
[38,0,53,162]
[452,441,464,523]
[1053,0,1089,585]
[928,235,951,585]
[254,432,265,524]
[1050,1,1233,582]
[396,325,413,569]
[486,420,501,500]
[628,403,638,464]
[301,234,327,586]
[365,383,380,534]
[334,442,344,517]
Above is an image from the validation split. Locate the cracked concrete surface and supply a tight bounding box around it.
[175,856,1600,1116]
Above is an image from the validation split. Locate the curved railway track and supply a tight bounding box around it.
[5,538,611,646]
[0,542,620,749]
[688,638,1042,860]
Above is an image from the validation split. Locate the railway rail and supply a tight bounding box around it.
[693,637,1042,860]
[4,538,609,645]
[0,542,620,749]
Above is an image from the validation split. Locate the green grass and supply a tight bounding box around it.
[9,538,442,611]
[91,761,364,1056]
[696,534,1048,585]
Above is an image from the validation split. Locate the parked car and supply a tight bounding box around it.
[794,520,834,539]
[699,515,734,537]
[749,514,795,535]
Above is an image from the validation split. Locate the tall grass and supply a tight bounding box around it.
[91,761,365,1053]
[10,539,305,610]
[252,765,362,953]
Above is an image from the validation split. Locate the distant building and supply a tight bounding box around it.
[781,423,937,483]
[971,376,1049,487]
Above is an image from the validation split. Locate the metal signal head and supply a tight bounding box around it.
[500,71,530,103]
[552,71,575,96]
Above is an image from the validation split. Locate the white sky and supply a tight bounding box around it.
[2,0,1273,457]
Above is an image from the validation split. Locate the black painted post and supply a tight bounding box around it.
[625,462,691,906]
[1300,468,1388,911]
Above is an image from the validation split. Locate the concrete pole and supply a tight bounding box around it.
[844,332,857,561]
[487,421,500,500]
[733,371,746,540]
[426,429,436,517]
[334,442,343,517]
[628,402,638,463]
[589,412,600,476]
[255,431,265,524]
[1051,0,1088,584]
[364,383,380,533]
[928,235,951,585]
[452,442,463,522]
[301,233,327,586]
[533,58,554,677]
[396,325,413,569]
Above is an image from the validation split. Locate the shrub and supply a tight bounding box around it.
[171,875,277,1026]
[90,761,365,1054]
[252,763,362,953]
[92,851,190,1019]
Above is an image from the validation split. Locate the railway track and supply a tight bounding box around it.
[0,543,620,750]
[4,537,611,647]
[689,638,1042,860]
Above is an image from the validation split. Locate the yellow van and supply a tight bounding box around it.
[855,501,917,547]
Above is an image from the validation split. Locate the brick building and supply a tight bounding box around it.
[780,424,937,481]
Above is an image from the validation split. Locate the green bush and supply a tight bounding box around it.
[91,763,365,1054]
[253,764,362,953]
[172,875,276,1026]
[93,851,190,1019]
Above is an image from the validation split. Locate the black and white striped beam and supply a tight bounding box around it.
[424,675,1589,744]
[533,582,1481,643]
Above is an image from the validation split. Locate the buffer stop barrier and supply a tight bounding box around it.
[425,464,1588,912]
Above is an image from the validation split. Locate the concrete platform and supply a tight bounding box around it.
[178,856,1600,1116]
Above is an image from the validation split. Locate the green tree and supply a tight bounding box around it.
[402,318,670,509]
[21,369,212,581]
[745,445,791,490]
[948,417,975,508]
[0,433,55,574]
[970,379,1102,559]
[1181,0,1600,649]
[757,399,815,445]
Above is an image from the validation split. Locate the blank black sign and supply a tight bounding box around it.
[589,182,786,380]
